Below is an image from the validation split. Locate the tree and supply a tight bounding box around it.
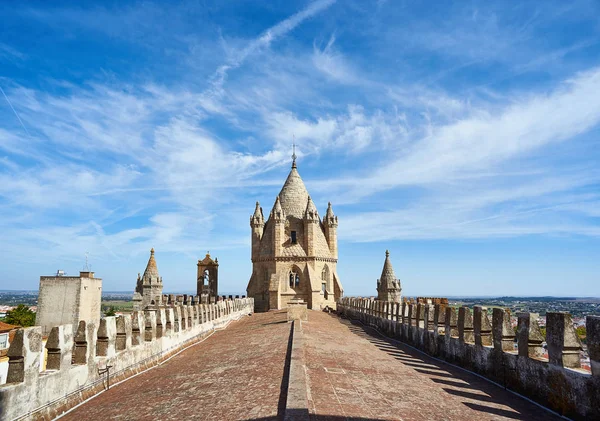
[4,304,36,327]
[104,306,116,317]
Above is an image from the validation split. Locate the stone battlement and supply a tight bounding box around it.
[338,297,600,420]
[0,298,254,421]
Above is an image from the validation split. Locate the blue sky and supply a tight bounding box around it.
[1,0,599,297]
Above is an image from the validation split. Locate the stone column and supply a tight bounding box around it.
[492,308,515,351]
[517,313,544,358]
[473,306,492,346]
[546,312,582,368]
[587,316,600,376]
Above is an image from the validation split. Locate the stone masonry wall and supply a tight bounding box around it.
[0,297,254,421]
[338,297,600,420]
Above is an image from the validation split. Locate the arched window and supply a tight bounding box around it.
[289,270,301,289]
[204,269,209,286]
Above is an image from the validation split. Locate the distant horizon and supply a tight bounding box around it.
[1,289,599,300]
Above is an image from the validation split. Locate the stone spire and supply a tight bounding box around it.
[142,248,161,285]
[304,196,319,222]
[324,202,338,226]
[380,250,396,286]
[271,196,285,221]
[377,250,401,303]
[291,141,297,169]
[251,201,264,226]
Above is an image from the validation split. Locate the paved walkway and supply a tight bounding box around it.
[59,311,559,421]
[61,311,291,421]
[303,312,559,421]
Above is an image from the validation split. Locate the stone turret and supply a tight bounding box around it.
[376,250,401,303]
[133,248,163,311]
[250,201,264,261]
[323,202,338,259]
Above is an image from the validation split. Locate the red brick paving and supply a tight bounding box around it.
[60,311,560,421]
[61,311,291,421]
[303,312,559,421]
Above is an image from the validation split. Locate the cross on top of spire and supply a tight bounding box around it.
[292,136,297,169]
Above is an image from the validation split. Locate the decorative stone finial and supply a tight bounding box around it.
[150,248,155,254]
[292,138,297,169]
[386,250,390,257]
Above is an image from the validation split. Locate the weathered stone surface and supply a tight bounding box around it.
[492,308,515,351]
[287,299,308,321]
[517,313,545,358]
[546,312,582,368]
[474,306,492,347]
[588,315,600,376]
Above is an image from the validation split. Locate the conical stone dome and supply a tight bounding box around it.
[380,250,398,289]
[142,248,161,285]
[277,167,309,219]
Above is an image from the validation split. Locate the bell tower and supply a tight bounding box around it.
[197,252,219,299]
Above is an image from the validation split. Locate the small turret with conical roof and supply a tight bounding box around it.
[250,201,265,262]
[323,202,338,258]
[271,196,285,222]
[132,248,164,310]
[377,250,402,303]
[304,196,319,222]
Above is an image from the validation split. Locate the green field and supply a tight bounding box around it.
[101,300,134,313]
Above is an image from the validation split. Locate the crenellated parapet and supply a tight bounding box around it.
[0,297,254,421]
[337,297,599,420]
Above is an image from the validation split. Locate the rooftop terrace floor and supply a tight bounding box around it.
[60,311,559,421]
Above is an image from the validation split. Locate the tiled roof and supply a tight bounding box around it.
[0,321,19,332]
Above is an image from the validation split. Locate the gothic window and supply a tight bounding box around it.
[291,231,297,244]
[321,282,326,293]
[204,269,209,286]
[289,270,301,289]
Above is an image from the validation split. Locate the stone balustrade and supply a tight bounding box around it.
[338,297,599,420]
[0,298,254,421]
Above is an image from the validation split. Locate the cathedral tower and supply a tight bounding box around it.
[376,250,402,303]
[246,155,344,311]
